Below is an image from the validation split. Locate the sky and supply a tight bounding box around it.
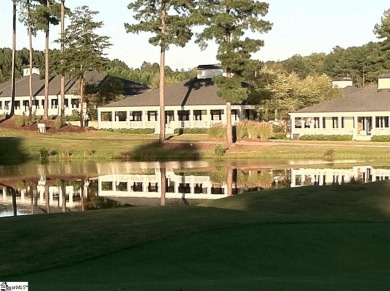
[0,0,389,70]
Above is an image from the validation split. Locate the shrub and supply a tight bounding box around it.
[209,123,226,138]
[271,132,287,139]
[55,116,65,129]
[300,135,352,141]
[14,116,26,127]
[64,110,80,121]
[323,148,336,161]
[214,144,226,157]
[236,120,249,140]
[256,122,273,141]
[39,148,49,162]
[235,121,273,140]
[371,135,390,142]
[173,128,209,134]
[272,124,285,133]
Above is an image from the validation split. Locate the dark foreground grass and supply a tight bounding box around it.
[2,181,390,290]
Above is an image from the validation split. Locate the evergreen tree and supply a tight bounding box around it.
[59,5,111,127]
[196,0,272,146]
[30,0,60,119]
[374,9,390,72]
[125,0,194,143]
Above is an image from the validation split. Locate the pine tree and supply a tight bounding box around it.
[196,0,272,146]
[59,5,111,127]
[374,9,390,72]
[125,0,194,143]
[30,0,60,120]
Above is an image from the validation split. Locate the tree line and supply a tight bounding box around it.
[6,1,390,144]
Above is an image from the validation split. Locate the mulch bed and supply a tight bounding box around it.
[0,116,87,133]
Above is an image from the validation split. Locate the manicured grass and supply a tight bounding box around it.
[2,180,390,290]
[2,127,390,162]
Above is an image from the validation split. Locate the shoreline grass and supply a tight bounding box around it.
[1,127,390,163]
[2,180,390,290]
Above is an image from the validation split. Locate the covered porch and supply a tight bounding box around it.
[289,112,390,141]
[98,105,258,133]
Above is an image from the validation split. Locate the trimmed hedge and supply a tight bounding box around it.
[371,135,390,142]
[270,132,287,140]
[102,128,155,134]
[299,135,352,141]
[174,128,209,134]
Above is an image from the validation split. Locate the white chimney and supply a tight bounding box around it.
[377,75,390,91]
[23,66,40,77]
[196,64,223,79]
[332,77,353,89]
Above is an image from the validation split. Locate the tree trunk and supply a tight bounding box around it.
[28,1,33,117]
[44,0,50,120]
[10,0,17,117]
[61,180,66,212]
[79,77,84,128]
[226,101,232,146]
[60,0,65,117]
[159,8,167,143]
[160,166,166,206]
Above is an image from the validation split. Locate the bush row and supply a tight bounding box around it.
[103,128,154,134]
[371,135,390,142]
[299,135,352,141]
[174,128,209,134]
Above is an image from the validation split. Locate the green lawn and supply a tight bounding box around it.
[2,127,390,162]
[2,180,390,290]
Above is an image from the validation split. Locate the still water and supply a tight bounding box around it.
[1,160,389,217]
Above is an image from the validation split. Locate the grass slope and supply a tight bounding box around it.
[2,181,390,290]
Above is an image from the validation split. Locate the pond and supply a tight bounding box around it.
[1,160,390,217]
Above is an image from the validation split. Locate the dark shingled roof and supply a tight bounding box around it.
[0,71,146,98]
[294,86,390,113]
[102,78,228,108]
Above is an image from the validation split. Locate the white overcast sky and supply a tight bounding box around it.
[0,0,389,70]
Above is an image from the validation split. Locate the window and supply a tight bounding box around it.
[178,183,191,193]
[322,117,326,128]
[116,182,128,191]
[376,116,389,128]
[178,110,190,121]
[193,110,205,121]
[101,181,113,191]
[165,111,174,123]
[101,112,112,121]
[314,117,320,128]
[341,117,344,128]
[231,109,239,121]
[131,111,142,121]
[147,111,157,121]
[332,117,338,129]
[211,110,223,121]
[132,182,143,192]
[148,183,158,192]
[115,111,127,121]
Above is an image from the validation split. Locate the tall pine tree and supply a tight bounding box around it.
[374,9,390,73]
[125,0,193,143]
[196,0,272,146]
[59,5,111,127]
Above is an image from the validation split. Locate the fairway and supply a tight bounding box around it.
[2,180,390,290]
[12,223,390,291]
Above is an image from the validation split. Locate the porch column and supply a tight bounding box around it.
[353,116,358,138]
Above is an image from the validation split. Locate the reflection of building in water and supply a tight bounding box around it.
[0,176,86,211]
[291,166,390,187]
[99,169,229,199]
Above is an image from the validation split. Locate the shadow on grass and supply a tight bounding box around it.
[201,179,390,221]
[0,137,28,165]
[117,141,202,161]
